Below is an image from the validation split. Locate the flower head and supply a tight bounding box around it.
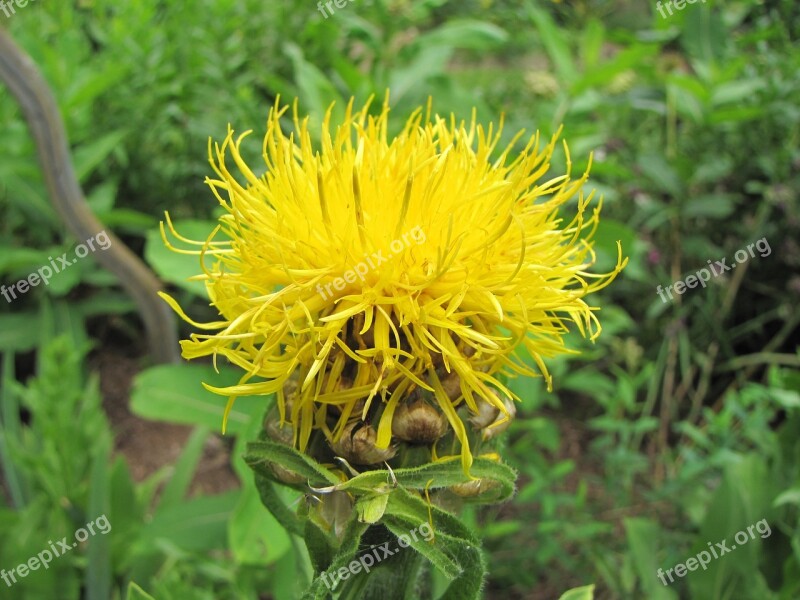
[161,95,626,474]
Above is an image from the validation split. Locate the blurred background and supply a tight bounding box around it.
[0,0,798,598]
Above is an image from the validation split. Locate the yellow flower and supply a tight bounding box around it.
[160,95,626,474]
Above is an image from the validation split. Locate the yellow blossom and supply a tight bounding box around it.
[160,95,627,474]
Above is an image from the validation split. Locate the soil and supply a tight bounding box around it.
[92,349,239,496]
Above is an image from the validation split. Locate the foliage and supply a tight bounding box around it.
[0,0,798,599]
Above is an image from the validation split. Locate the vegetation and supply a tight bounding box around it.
[0,1,798,598]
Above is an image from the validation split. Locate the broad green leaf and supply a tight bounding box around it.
[229,481,292,565]
[65,63,129,110]
[145,219,219,296]
[130,363,265,434]
[136,491,239,553]
[681,7,727,71]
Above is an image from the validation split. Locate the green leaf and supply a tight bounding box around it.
[126,582,157,600]
[283,42,344,139]
[711,79,766,106]
[573,45,656,94]
[637,153,684,196]
[73,130,129,182]
[65,63,129,110]
[623,518,677,600]
[580,19,605,68]
[0,313,41,352]
[356,493,390,524]
[681,7,727,70]
[774,488,800,507]
[414,20,508,50]
[558,584,596,600]
[130,364,265,434]
[136,491,239,553]
[0,351,27,507]
[527,5,577,83]
[245,440,340,489]
[247,437,516,501]
[590,218,636,273]
[383,488,485,599]
[682,194,737,219]
[86,436,112,600]
[303,519,334,574]
[688,455,775,599]
[253,473,305,537]
[157,427,209,510]
[229,481,292,565]
[303,518,370,600]
[389,45,452,104]
[145,219,220,296]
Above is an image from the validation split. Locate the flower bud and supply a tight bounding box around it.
[440,371,462,401]
[469,398,499,430]
[480,391,517,441]
[392,399,448,444]
[316,491,354,540]
[265,417,294,446]
[262,408,305,484]
[330,421,397,465]
[269,463,306,485]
